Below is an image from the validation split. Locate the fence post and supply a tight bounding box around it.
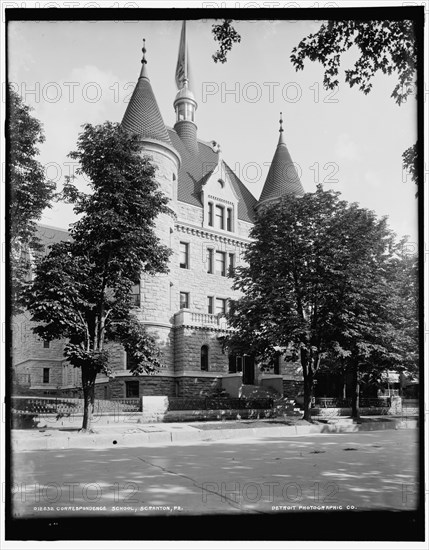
[389,395,402,416]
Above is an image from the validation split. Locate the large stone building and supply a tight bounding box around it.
[12,25,306,400]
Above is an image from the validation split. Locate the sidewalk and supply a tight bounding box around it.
[11,415,418,451]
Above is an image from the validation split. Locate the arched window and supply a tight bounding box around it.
[201,345,209,371]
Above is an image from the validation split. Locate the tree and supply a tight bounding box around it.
[211,19,241,64]
[8,86,56,313]
[290,20,417,105]
[320,204,400,419]
[22,122,171,431]
[227,187,399,421]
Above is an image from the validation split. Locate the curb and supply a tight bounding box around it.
[11,418,418,451]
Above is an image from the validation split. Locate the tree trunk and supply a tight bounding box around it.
[303,371,314,421]
[81,366,97,432]
[301,348,314,422]
[351,360,360,420]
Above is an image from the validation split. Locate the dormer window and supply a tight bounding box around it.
[215,205,224,230]
[208,202,213,226]
[227,208,232,232]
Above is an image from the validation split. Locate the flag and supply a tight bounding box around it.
[175,21,191,89]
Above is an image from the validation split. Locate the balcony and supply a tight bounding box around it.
[174,309,230,330]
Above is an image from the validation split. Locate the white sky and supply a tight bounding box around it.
[7,18,419,244]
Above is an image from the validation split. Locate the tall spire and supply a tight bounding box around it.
[173,21,198,156]
[122,38,171,144]
[175,21,192,90]
[257,114,305,208]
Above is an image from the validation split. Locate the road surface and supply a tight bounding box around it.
[11,429,419,517]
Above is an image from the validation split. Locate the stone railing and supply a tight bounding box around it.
[174,309,230,330]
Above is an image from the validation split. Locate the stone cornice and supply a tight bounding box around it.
[175,222,251,247]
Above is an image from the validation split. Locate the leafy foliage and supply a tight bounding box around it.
[211,19,241,63]
[402,142,418,192]
[8,86,56,313]
[22,122,171,429]
[290,20,417,105]
[227,187,414,420]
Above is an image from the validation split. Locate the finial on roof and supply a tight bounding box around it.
[139,38,149,79]
[278,112,285,144]
[141,38,147,65]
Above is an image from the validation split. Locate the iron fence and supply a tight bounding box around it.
[167,397,273,411]
[11,396,141,415]
[314,397,392,409]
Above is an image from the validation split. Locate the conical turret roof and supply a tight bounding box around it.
[259,115,304,204]
[122,40,171,145]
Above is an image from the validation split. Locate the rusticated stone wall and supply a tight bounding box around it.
[95,375,177,399]
[175,376,222,398]
[174,326,229,374]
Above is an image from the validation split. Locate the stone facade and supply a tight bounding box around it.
[94,375,177,400]
[11,34,305,402]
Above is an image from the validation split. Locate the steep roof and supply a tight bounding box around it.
[36,224,71,248]
[167,128,257,223]
[259,130,304,204]
[122,63,171,145]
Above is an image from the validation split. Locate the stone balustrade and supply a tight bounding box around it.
[174,309,230,330]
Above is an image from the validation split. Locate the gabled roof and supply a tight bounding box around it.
[167,129,257,223]
[259,131,304,204]
[122,66,171,145]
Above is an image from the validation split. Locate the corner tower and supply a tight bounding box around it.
[256,113,304,212]
[121,40,181,372]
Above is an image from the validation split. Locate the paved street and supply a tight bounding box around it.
[11,429,418,517]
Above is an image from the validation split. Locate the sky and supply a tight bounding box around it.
[7,18,419,244]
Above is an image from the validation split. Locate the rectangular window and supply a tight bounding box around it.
[43,340,50,349]
[227,208,232,232]
[215,205,224,230]
[125,381,139,398]
[216,298,227,316]
[43,368,50,384]
[207,296,214,314]
[180,292,189,309]
[228,253,235,276]
[126,353,139,371]
[130,282,140,307]
[208,202,213,226]
[206,248,214,274]
[215,251,226,276]
[179,242,189,269]
[273,355,280,375]
[229,355,243,373]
